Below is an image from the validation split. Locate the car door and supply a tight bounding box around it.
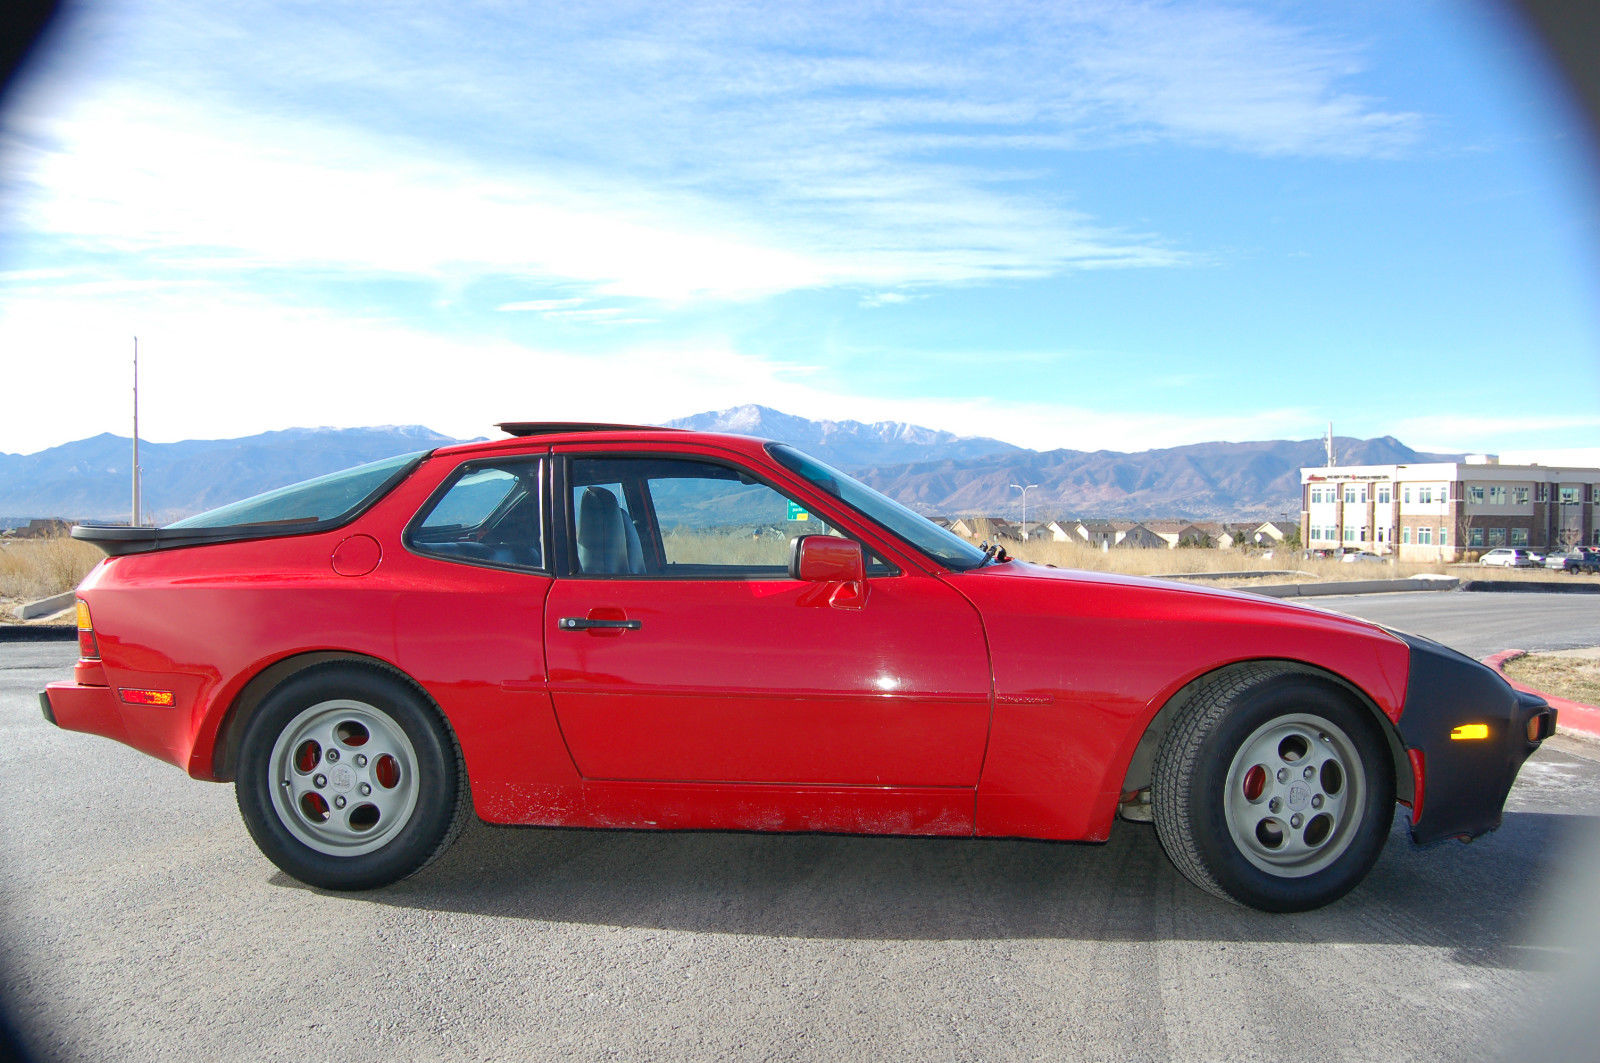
[542,447,993,788]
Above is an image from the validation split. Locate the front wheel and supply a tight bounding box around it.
[1152,668,1394,912]
[235,663,467,890]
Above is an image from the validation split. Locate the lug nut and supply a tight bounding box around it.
[354,754,368,767]
[1290,814,1303,829]
[334,795,346,809]
[313,774,327,789]
[326,749,340,763]
[1312,795,1324,809]
[1277,768,1289,783]
[1269,798,1282,813]
[1303,766,1314,779]
[359,783,372,796]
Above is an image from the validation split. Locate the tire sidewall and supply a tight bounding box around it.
[236,664,459,890]
[1181,676,1394,912]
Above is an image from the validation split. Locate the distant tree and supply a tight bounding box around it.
[1282,526,1302,550]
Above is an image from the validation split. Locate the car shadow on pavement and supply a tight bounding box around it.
[287,809,1594,963]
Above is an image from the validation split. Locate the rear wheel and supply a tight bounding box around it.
[235,663,467,890]
[1152,667,1393,912]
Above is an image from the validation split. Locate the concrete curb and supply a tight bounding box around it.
[1249,577,1459,598]
[1459,580,1600,594]
[1483,649,1600,739]
[12,591,75,620]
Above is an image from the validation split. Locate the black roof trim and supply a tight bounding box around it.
[496,422,686,438]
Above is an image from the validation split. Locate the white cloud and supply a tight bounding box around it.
[1398,413,1600,453]
[0,281,1308,456]
[3,0,1420,310]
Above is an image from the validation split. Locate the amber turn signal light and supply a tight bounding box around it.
[1449,723,1489,741]
[75,599,100,660]
[118,689,175,707]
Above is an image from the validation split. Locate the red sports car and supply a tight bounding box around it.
[42,423,1554,911]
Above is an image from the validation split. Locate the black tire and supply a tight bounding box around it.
[235,663,467,890]
[1151,666,1394,912]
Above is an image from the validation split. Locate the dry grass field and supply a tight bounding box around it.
[0,536,104,605]
[1000,537,1600,587]
[1,530,1594,623]
[1504,652,1600,707]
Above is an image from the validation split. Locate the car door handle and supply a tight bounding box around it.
[558,617,642,631]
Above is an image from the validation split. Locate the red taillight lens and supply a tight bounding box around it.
[76,599,100,660]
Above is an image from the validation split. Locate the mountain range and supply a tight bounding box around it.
[0,406,1460,526]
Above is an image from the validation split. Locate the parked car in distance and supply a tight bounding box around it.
[1544,550,1600,574]
[1340,551,1385,564]
[1480,548,1538,568]
[43,423,1555,913]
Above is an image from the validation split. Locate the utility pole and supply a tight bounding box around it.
[1325,422,1336,468]
[132,337,141,527]
[1011,483,1038,540]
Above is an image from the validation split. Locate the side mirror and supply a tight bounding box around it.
[789,535,865,583]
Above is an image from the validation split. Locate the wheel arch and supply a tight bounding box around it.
[205,651,450,782]
[1118,658,1412,807]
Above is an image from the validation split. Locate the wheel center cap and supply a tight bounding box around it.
[329,764,356,793]
[1288,783,1311,811]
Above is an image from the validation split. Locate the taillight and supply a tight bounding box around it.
[76,598,100,660]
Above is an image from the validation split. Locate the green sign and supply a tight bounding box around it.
[786,501,810,521]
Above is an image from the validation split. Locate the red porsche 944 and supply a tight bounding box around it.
[43,424,1554,911]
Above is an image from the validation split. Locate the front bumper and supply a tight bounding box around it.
[1393,632,1554,845]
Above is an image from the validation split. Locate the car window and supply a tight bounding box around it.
[167,451,425,530]
[406,459,544,570]
[767,443,990,570]
[566,455,889,578]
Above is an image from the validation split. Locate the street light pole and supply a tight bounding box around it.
[1011,483,1038,540]
[132,336,141,528]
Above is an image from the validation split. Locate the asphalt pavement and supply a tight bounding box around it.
[3,593,1600,1062]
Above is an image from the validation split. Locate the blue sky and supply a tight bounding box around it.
[2,0,1597,459]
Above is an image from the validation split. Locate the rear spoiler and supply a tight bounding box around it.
[71,522,314,557]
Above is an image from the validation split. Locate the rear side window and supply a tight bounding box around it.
[406,459,544,571]
[167,452,424,530]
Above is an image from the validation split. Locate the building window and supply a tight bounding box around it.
[1402,487,1411,504]
[1537,483,1550,502]
[1402,527,1411,544]
[1376,486,1391,504]
[1343,485,1366,504]
[1560,486,1580,504]
[1418,486,1433,504]
[1489,528,1507,546]
[1467,485,1484,504]
[1593,529,1600,546]
[1487,486,1506,505]
[1439,527,1448,547]
[1511,528,1529,547]
[1343,526,1356,543]
[1418,527,1432,545]
[1513,486,1529,505]
[1470,527,1484,547]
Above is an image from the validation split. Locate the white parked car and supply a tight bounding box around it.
[1480,548,1536,568]
[1340,551,1385,564]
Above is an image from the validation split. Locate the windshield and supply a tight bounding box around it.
[167,452,425,529]
[767,443,990,571]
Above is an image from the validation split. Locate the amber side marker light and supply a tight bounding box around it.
[118,689,175,707]
[75,599,99,660]
[1450,724,1490,741]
